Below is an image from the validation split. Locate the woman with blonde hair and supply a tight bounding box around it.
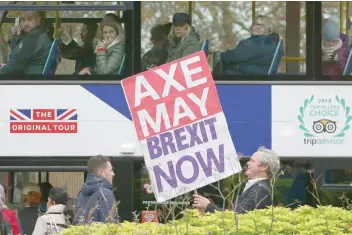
[79,20,125,75]
[165,13,201,63]
[219,15,281,75]
[18,183,42,235]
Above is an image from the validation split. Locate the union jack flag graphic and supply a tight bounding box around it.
[9,109,78,134]
[10,109,77,121]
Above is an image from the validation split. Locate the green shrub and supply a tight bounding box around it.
[59,206,352,235]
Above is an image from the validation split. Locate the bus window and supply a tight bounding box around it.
[0,171,84,210]
[320,168,352,208]
[133,160,224,222]
[223,159,312,208]
[141,1,307,78]
[273,161,311,208]
[12,172,40,205]
[321,2,351,77]
[0,1,127,78]
[48,172,84,198]
[5,2,123,19]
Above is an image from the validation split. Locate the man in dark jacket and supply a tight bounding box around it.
[193,146,281,214]
[73,155,118,224]
[0,11,51,75]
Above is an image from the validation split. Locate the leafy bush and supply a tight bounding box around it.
[59,206,352,235]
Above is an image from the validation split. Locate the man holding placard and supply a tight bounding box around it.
[122,51,242,203]
[193,146,281,214]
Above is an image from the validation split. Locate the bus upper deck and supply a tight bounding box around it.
[0,1,351,81]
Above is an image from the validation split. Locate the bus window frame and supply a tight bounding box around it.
[0,3,129,11]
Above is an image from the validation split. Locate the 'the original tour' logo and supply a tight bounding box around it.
[10,109,78,134]
[298,95,352,146]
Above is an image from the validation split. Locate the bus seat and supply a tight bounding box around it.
[268,39,283,75]
[201,39,209,56]
[343,48,352,75]
[118,54,126,76]
[42,38,61,75]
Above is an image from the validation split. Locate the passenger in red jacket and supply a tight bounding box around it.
[0,184,21,235]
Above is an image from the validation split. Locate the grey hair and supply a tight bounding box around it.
[257,146,281,178]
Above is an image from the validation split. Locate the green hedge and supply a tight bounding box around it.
[59,206,352,235]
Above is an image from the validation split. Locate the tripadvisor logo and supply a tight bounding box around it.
[298,95,352,146]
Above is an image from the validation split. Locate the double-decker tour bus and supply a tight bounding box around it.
[0,1,351,222]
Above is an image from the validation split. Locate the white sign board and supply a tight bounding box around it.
[121,52,242,202]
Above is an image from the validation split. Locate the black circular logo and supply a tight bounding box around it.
[312,119,337,134]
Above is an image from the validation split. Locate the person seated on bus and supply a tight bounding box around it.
[322,17,349,76]
[79,20,125,75]
[0,11,51,75]
[18,183,42,235]
[7,13,53,62]
[219,15,279,75]
[165,13,201,63]
[142,23,171,71]
[59,22,98,75]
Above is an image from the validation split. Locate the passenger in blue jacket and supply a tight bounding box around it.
[221,15,280,75]
[73,155,118,224]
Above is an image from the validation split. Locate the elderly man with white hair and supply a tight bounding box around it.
[193,146,281,214]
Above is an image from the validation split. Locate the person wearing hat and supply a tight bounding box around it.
[165,13,201,63]
[141,23,170,71]
[18,183,42,235]
[322,17,349,76]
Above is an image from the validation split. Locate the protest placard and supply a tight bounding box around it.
[122,51,242,202]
